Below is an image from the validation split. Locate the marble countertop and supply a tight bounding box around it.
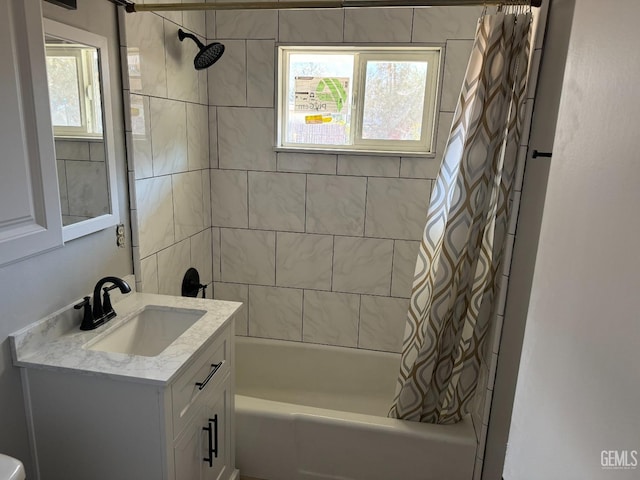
[9,292,242,386]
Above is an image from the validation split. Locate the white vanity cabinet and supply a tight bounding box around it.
[22,320,238,480]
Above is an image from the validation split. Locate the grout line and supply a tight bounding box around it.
[362,176,369,237]
[389,240,396,296]
[273,230,278,286]
[356,294,362,347]
[330,235,335,291]
[304,174,308,233]
[410,8,415,43]
[300,289,305,341]
[208,224,418,243]
[245,39,249,105]
[246,171,250,227]
[218,227,222,280]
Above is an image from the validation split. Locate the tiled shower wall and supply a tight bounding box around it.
[120,4,214,298]
[207,5,483,352]
[55,138,109,226]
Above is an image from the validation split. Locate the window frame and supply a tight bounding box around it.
[45,43,103,139]
[277,45,442,155]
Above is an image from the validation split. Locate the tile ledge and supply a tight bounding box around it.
[275,147,435,158]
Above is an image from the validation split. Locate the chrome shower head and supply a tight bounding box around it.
[177,29,225,70]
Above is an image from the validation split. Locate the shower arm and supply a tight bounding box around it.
[117,0,543,13]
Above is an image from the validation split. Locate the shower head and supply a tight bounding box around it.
[177,29,225,70]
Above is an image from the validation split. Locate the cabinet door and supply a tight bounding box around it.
[175,376,232,480]
[201,376,231,480]
[174,404,206,480]
[0,0,63,267]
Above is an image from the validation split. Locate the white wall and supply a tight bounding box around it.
[0,1,132,476]
[504,1,640,478]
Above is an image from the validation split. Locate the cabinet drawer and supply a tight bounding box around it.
[172,325,230,437]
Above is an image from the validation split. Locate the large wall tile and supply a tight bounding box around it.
[209,106,218,168]
[205,10,215,39]
[337,155,400,177]
[218,107,276,171]
[89,142,105,162]
[276,233,333,290]
[164,20,199,103]
[358,295,409,352]
[187,103,209,171]
[157,239,191,296]
[125,11,167,97]
[332,236,393,295]
[208,39,247,106]
[277,152,337,174]
[365,177,431,240]
[199,68,208,105]
[54,140,90,160]
[129,94,153,179]
[303,290,359,347]
[183,1,206,38]
[191,228,213,286]
[400,112,454,179]
[391,240,420,298]
[150,0,182,25]
[203,169,212,228]
[220,228,275,285]
[216,10,278,39]
[248,172,305,232]
[412,6,482,43]
[212,227,221,281]
[247,40,275,108]
[249,285,303,341]
[344,8,413,43]
[441,40,474,112]
[306,175,366,236]
[214,282,249,335]
[57,161,68,215]
[136,176,175,257]
[211,169,248,228]
[139,253,159,294]
[65,161,109,218]
[150,97,188,175]
[279,10,344,43]
[173,171,204,241]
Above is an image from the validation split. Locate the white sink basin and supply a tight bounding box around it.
[85,305,206,357]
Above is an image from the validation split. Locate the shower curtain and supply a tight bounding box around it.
[389,10,532,424]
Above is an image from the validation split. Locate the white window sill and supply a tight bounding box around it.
[275,146,435,158]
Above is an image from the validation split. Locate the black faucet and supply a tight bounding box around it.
[74,276,131,330]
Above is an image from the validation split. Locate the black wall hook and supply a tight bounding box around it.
[532,150,553,159]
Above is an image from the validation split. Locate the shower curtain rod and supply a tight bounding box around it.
[117,0,542,13]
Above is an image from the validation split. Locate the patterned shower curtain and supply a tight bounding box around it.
[389,11,532,424]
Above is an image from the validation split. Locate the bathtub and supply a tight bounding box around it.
[235,337,477,480]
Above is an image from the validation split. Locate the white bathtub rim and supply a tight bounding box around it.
[235,335,401,358]
[235,394,476,447]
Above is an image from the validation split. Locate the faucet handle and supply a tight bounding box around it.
[102,286,117,320]
[75,296,97,331]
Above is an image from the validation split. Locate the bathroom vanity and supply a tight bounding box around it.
[10,293,241,480]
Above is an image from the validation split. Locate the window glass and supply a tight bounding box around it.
[287,53,354,146]
[361,60,428,141]
[279,46,441,154]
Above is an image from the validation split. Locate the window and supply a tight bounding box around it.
[278,46,441,154]
[45,43,103,138]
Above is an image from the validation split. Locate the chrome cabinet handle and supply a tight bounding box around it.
[202,415,218,468]
[195,361,224,390]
